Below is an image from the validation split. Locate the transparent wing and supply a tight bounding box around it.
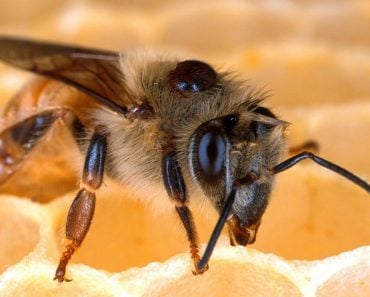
[0,36,130,115]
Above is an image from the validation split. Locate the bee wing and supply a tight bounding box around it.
[0,36,129,115]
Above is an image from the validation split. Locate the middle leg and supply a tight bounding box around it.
[162,151,208,274]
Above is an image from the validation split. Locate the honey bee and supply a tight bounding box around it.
[0,36,369,283]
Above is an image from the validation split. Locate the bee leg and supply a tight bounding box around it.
[162,152,207,274]
[0,108,66,184]
[175,206,207,275]
[54,130,107,283]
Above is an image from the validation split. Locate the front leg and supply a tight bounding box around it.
[54,129,107,282]
[162,152,208,274]
[0,108,66,184]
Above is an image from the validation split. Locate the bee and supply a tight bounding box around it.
[0,36,369,283]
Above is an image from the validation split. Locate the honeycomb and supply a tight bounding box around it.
[0,1,369,296]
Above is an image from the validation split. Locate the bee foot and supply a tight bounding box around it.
[53,269,72,283]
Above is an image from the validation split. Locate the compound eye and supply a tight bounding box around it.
[167,60,217,94]
[198,130,225,181]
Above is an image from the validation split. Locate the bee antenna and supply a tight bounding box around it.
[273,152,370,193]
[197,151,370,271]
[196,188,236,271]
[196,136,236,272]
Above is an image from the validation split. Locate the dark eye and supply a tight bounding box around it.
[198,131,225,182]
[167,60,217,94]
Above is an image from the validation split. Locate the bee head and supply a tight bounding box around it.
[188,107,286,245]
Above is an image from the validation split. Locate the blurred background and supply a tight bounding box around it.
[0,0,369,275]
